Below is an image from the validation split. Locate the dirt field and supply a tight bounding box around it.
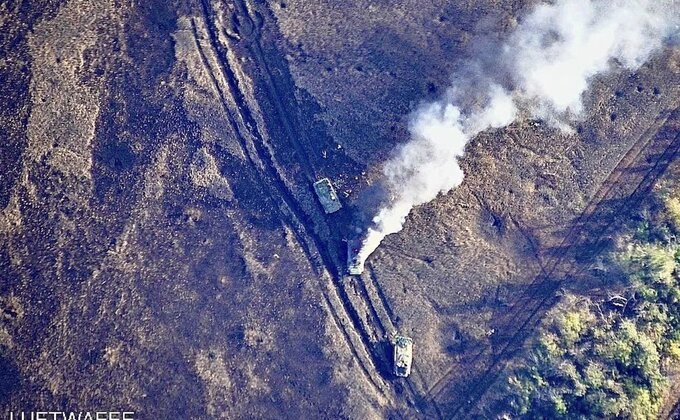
[1,0,679,418]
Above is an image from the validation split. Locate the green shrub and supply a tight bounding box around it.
[498,197,680,418]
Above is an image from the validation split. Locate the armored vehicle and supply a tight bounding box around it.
[313,178,342,214]
[393,335,413,377]
[347,238,364,275]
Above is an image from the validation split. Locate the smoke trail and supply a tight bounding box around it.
[357,0,679,265]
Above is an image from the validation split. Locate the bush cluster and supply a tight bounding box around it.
[500,191,680,419]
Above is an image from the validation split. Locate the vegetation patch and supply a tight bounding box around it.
[495,185,680,419]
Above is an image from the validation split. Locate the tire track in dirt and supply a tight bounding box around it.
[198,1,448,414]
[425,106,680,414]
[364,265,445,419]
[216,3,680,415]
[544,109,674,273]
[199,0,433,410]
[195,3,680,415]
[453,111,680,416]
[193,2,394,398]
[222,1,454,410]
[227,0,319,180]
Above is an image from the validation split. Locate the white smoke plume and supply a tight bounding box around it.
[357,0,679,265]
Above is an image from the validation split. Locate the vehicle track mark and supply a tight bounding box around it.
[211,5,680,415]
[197,0,441,413]
[364,264,445,418]
[423,105,680,414]
[227,0,319,180]
[202,0,429,405]
[351,275,388,338]
[192,2,403,398]
[212,3,680,415]
[544,109,674,272]
[446,108,680,417]
[366,265,399,332]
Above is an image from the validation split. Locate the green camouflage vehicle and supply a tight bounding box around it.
[313,178,342,214]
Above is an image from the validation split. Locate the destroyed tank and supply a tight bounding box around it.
[313,178,342,214]
[393,335,413,377]
[347,238,364,275]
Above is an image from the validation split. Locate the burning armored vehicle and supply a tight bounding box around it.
[347,238,364,275]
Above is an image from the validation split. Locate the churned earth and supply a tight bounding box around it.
[1,0,679,418]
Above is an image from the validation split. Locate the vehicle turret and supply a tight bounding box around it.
[313,178,342,214]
